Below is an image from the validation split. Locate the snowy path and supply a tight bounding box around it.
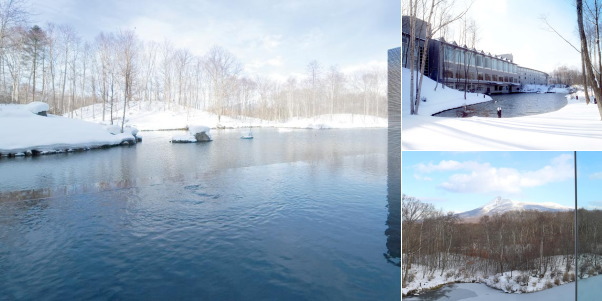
[402,99,602,150]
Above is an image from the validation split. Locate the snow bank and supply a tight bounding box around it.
[25,101,49,114]
[67,101,386,130]
[0,102,138,156]
[402,68,493,116]
[277,114,386,129]
[403,96,602,150]
[403,255,576,297]
[522,84,573,94]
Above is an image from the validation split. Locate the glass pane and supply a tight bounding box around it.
[577,151,602,300]
[403,151,575,300]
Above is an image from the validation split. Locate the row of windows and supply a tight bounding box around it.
[443,69,518,83]
[443,46,517,73]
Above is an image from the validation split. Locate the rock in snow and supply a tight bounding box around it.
[171,125,212,143]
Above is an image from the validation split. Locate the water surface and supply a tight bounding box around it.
[433,93,568,118]
[0,128,400,300]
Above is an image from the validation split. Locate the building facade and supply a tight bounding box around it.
[402,16,549,94]
[517,66,549,86]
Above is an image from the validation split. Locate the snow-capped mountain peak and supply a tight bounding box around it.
[457,196,571,221]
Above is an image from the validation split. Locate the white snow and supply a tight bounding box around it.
[68,101,387,130]
[0,102,137,156]
[402,68,602,150]
[25,101,49,114]
[479,196,572,213]
[403,255,577,298]
[403,68,493,116]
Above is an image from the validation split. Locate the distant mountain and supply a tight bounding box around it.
[456,196,572,222]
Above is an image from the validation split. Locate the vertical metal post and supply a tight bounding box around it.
[575,151,578,300]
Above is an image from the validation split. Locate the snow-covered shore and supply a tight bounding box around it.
[68,101,387,131]
[402,68,602,150]
[0,103,138,156]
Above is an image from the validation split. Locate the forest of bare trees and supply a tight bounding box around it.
[0,0,387,121]
[402,194,602,290]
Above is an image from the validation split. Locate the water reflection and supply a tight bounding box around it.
[0,128,386,201]
[386,108,401,265]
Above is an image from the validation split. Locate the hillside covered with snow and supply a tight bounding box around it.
[67,101,387,130]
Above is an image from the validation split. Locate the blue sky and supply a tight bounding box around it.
[26,0,400,80]
[438,0,580,73]
[402,151,582,213]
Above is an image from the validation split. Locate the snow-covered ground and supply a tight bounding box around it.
[403,255,576,297]
[403,68,493,117]
[68,101,387,130]
[402,68,602,150]
[0,103,137,156]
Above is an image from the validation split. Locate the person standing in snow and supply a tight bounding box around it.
[497,107,502,118]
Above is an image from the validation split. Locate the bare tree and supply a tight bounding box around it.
[404,0,472,115]
[116,30,138,132]
[204,45,241,121]
[577,0,602,119]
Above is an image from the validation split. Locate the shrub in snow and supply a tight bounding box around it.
[493,275,500,283]
[407,272,416,283]
[515,274,529,286]
[554,278,561,285]
[545,281,554,289]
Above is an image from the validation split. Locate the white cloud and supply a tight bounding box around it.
[590,172,602,180]
[414,160,488,173]
[415,154,573,194]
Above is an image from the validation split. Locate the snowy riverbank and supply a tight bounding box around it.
[402,68,601,150]
[0,103,138,156]
[68,101,387,131]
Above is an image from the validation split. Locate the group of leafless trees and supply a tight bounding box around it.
[549,65,583,86]
[402,0,471,115]
[577,0,602,119]
[0,0,386,123]
[402,194,602,288]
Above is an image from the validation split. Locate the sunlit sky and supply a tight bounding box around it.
[403,152,602,214]
[26,0,400,80]
[437,0,580,73]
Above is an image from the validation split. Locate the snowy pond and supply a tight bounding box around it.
[432,93,568,118]
[0,128,401,300]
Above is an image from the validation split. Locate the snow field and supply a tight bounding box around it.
[402,67,602,150]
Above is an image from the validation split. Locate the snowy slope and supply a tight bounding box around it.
[68,101,387,130]
[402,67,493,116]
[457,196,572,220]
